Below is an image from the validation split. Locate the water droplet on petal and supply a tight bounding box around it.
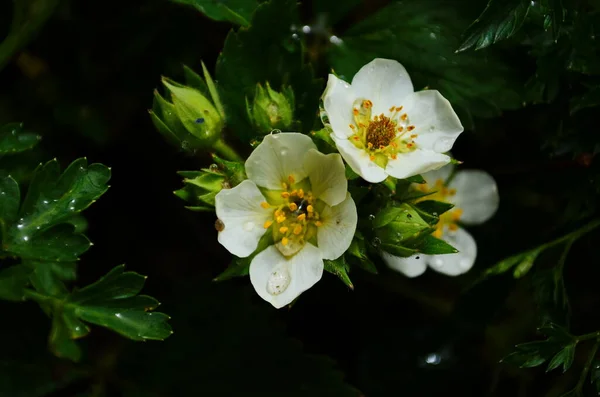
[434,137,454,152]
[372,237,381,247]
[243,221,255,231]
[459,258,471,269]
[368,214,376,221]
[431,257,444,268]
[267,268,291,295]
[280,149,288,156]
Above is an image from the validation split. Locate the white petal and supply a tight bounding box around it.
[245,133,316,190]
[249,244,323,309]
[402,90,463,153]
[426,228,477,276]
[421,164,454,187]
[385,149,450,179]
[317,194,358,260]
[332,135,387,183]
[450,170,499,225]
[304,149,347,207]
[351,58,414,116]
[381,251,428,278]
[322,74,357,139]
[215,180,272,258]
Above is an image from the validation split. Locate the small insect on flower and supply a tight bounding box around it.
[215,218,225,232]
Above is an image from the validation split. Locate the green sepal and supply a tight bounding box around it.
[324,255,354,290]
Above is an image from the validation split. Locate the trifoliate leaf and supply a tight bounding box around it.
[169,0,258,26]
[324,255,354,290]
[24,265,172,360]
[0,123,41,155]
[457,0,531,52]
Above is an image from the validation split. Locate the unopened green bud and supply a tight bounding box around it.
[174,155,246,211]
[162,78,224,145]
[373,203,432,256]
[150,62,226,152]
[246,82,294,133]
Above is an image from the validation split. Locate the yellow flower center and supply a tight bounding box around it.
[261,174,322,256]
[349,99,418,167]
[416,179,462,238]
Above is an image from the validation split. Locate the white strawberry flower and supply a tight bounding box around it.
[321,58,464,183]
[382,165,499,277]
[215,133,357,308]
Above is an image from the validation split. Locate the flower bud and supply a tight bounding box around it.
[246,82,294,133]
[372,203,432,257]
[150,63,225,151]
[174,154,246,211]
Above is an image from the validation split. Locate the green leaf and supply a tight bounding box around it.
[66,265,172,341]
[328,0,522,127]
[546,343,576,373]
[216,0,322,141]
[379,243,417,257]
[457,0,531,52]
[415,235,459,255]
[0,123,41,155]
[324,256,354,290]
[0,174,20,225]
[347,234,378,274]
[502,340,560,368]
[169,0,258,26]
[414,200,455,217]
[2,159,109,266]
[404,175,426,184]
[16,158,110,237]
[0,265,31,301]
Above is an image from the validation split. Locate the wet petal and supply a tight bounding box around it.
[426,228,477,276]
[402,90,463,153]
[249,244,323,309]
[381,251,428,278]
[386,149,450,180]
[351,58,414,116]
[332,136,387,183]
[420,164,454,187]
[245,132,316,190]
[215,180,272,258]
[317,194,358,260]
[322,74,357,139]
[304,149,347,207]
[450,170,499,225]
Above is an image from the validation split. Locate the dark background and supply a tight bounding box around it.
[1,0,600,396]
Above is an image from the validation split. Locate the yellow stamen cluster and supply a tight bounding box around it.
[348,99,418,167]
[417,179,462,238]
[262,175,322,252]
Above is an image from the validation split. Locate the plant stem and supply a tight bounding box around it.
[577,331,600,342]
[543,218,600,251]
[212,139,243,162]
[575,338,599,393]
